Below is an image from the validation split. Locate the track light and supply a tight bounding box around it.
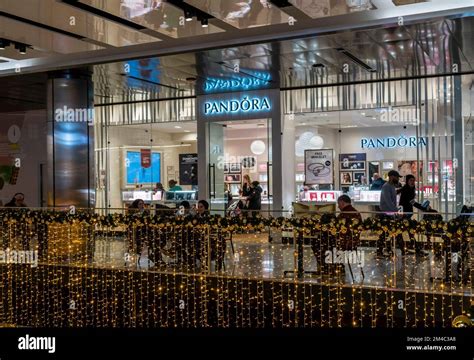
[15,43,27,54]
[0,39,10,50]
[201,18,208,28]
[185,10,193,21]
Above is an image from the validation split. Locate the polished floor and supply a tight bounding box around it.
[88,232,472,295]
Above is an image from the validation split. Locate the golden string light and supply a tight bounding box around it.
[0,209,471,327]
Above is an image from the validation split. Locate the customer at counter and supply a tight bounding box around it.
[370,173,386,190]
[240,174,252,197]
[247,181,263,216]
[154,182,166,198]
[377,170,401,257]
[168,179,182,192]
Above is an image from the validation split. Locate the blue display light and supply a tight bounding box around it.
[203,96,271,116]
[361,136,427,149]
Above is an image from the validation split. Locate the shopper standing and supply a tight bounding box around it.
[246,181,263,216]
[398,174,427,256]
[377,170,401,257]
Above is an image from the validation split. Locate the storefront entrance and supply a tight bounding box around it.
[208,119,272,214]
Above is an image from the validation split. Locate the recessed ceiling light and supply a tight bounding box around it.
[361,112,366,116]
[300,122,306,126]
[15,43,27,54]
[174,125,182,129]
[0,39,10,50]
[372,117,376,120]
[201,18,209,28]
[184,130,191,133]
[185,11,193,21]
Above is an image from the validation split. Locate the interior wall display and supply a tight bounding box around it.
[368,162,379,184]
[241,156,257,170]
[341,172,352,185]
[305,149,333,185]
[140,149,151,168]
[398,160,423,181]
[125,150,161,186]
[179,153,198,186]
[229,163,241,173]
[382,161,394,170]
[225,174,241,183]
[339,153,366,172]
[353,172,367,184]
[340,161,365,170]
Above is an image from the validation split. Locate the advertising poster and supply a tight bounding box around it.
[179,153,198,186]
[305,149,333,185]
[140,149,151,168]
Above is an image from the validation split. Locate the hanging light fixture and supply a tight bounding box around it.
[250,140,266,155]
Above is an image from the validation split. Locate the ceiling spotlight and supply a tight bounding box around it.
[185,11,193,21]
[174,125,182,129]
[201,18,208,28]
[15,43,27,54]
[0,39,10,50]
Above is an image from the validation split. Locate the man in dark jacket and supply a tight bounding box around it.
[370,173,386,190]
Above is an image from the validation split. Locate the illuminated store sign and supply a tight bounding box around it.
[361,136,427,149]
[204,73,271,93]
[203,96,271,116]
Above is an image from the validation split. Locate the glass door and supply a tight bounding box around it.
[208,121,226,214]
[208,119,271,215]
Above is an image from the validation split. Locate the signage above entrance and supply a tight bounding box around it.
[204,96,271,116]
[361,136,427,149]
[197,89,278,122]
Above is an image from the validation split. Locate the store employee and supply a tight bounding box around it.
[168,179,183,192]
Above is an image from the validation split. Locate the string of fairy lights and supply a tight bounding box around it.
[0,209,472,327]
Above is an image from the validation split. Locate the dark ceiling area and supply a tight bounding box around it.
[0,72,47,112]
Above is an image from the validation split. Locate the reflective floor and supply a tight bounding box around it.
[89,233,472,295]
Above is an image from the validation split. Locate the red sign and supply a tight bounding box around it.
[140,149,151,168]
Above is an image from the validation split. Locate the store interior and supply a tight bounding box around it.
[99,121,197,211]
[288,105,456,214]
